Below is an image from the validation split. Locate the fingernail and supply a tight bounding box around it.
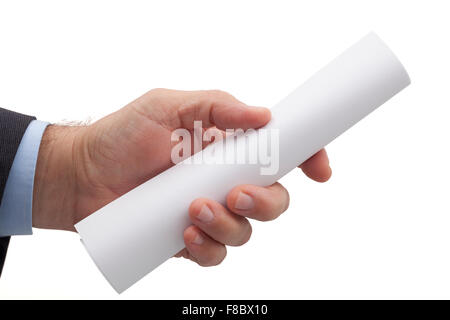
[197,205,214,222]
[192,233,204,245]
[235,192,254,210]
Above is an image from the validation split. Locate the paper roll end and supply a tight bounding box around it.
[78,237,126,294]
[367,31,411,88]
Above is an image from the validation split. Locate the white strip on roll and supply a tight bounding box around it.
[75,32,410,293]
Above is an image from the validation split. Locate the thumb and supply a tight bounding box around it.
[140,88,271,130]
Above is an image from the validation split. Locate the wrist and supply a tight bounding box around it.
[32,125,86,231]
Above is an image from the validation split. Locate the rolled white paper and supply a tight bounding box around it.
[75,32,410,293]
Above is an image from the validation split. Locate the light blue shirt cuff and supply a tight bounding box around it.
[0,120,50,237]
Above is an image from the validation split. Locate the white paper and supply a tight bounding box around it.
[75,32,411,293]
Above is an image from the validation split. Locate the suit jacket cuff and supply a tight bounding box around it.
[0,120,49,236]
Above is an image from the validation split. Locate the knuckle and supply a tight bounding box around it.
[207,89,233,99]
[232,221,252,246]
[215,246,227,265]
[200,246,227,267]
[147,87,167,96]
[260,210,278,221]
[136,88,171,111]
[199,257,219,267]
[260,185,290,221]
[282,188,290,213]
[258,201,282,221]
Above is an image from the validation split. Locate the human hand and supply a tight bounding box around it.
[32,89,331,266]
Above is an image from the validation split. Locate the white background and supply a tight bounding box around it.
[0,0,449,299]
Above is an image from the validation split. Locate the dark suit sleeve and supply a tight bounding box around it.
[0,107,36,276]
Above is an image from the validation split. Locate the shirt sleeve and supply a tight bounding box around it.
[0,120,50,237]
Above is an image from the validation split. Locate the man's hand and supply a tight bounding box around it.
[32,89,331,267]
